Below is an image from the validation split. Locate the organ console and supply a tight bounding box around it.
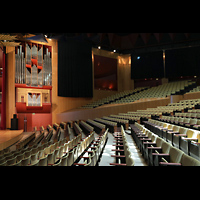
[16,87,51,113]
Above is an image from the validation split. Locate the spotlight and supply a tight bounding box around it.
[98,46,101,49]
[113,49,116,53]
[137,56,140,60]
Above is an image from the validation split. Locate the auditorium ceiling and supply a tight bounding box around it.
[3,33,200,54]
[35,33,200,54]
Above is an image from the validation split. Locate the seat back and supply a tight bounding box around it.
[150,134,157,143]
[189,118,197,125]
[181,153,200,166]
[169,147,184,163]
[173,125,180,132]
[126,156,135,166]
[147,131,152,138]
[186,129,195,138]
[183,118,191,123]
[161,141,172,154]
[84,157,92,166]
[168,124,174,130]
[179,127,187,135]
[7,156,17,166]
[21,156,31,166]
[60,153,68,166]
[178,118,184,123]
[30,152,39,165]
[67,149,74,166]
[38,156,48,166]
[156,137,164,147]
[47,150,55,165]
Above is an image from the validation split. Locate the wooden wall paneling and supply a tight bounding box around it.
[56,97,170,123]
[183,92,200,100]
[118,55,134,92]
[6,48,15,129]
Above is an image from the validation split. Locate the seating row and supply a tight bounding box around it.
[80,87,148,109]
[16,132,36,149]
[115,80,196,105]
[143,119,200,161]
[94,118,117,133]
[109,114,140,124]
[174,112,200,118]
[79,120,94,135]
[131,122,200,166]
[158,116,200,130]
[73,122,83,136]
[0,120,107,166]
[86,119,106,134]
[188,109,200,113]
[110,125,134,166]
[74,129,108,166]
[102,116,129,130]
[0,132,68,166]
[188,86,200,93]
[41,125,53,144]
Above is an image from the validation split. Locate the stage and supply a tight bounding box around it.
[0,130,23,151]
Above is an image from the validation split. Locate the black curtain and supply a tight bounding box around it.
[58,37,93,97]
[131,51,164,79]
[165,46,200,78]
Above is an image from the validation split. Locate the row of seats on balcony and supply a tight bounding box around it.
[114,80,196,104]
[80,87,148,109]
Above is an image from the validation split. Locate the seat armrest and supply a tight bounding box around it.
[194,125,200,127]
[167,131,179,134]
[137,136,148,138]
[140,138,151,141]
[158,127,168,130]
[109,163,127,166]
[159,162,182,166]
[152,153,169,156]
[174,134,187,137]
[183,138,198,141]
[80,156,90,159]
[74,163,86,166]
[143,142,156,145]
[112,149,124,152]
[84,150,93,153]
[111,155,126,158]
[147,146,162,149]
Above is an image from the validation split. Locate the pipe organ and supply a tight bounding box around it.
[15,41,52,114]
[15,42,52,87]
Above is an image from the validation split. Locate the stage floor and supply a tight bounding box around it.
[0,130,23,151]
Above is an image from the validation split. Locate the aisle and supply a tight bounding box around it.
[98,130,147,166]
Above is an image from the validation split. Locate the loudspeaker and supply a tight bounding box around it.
[11,114,18,130]
[13,114,17,119]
